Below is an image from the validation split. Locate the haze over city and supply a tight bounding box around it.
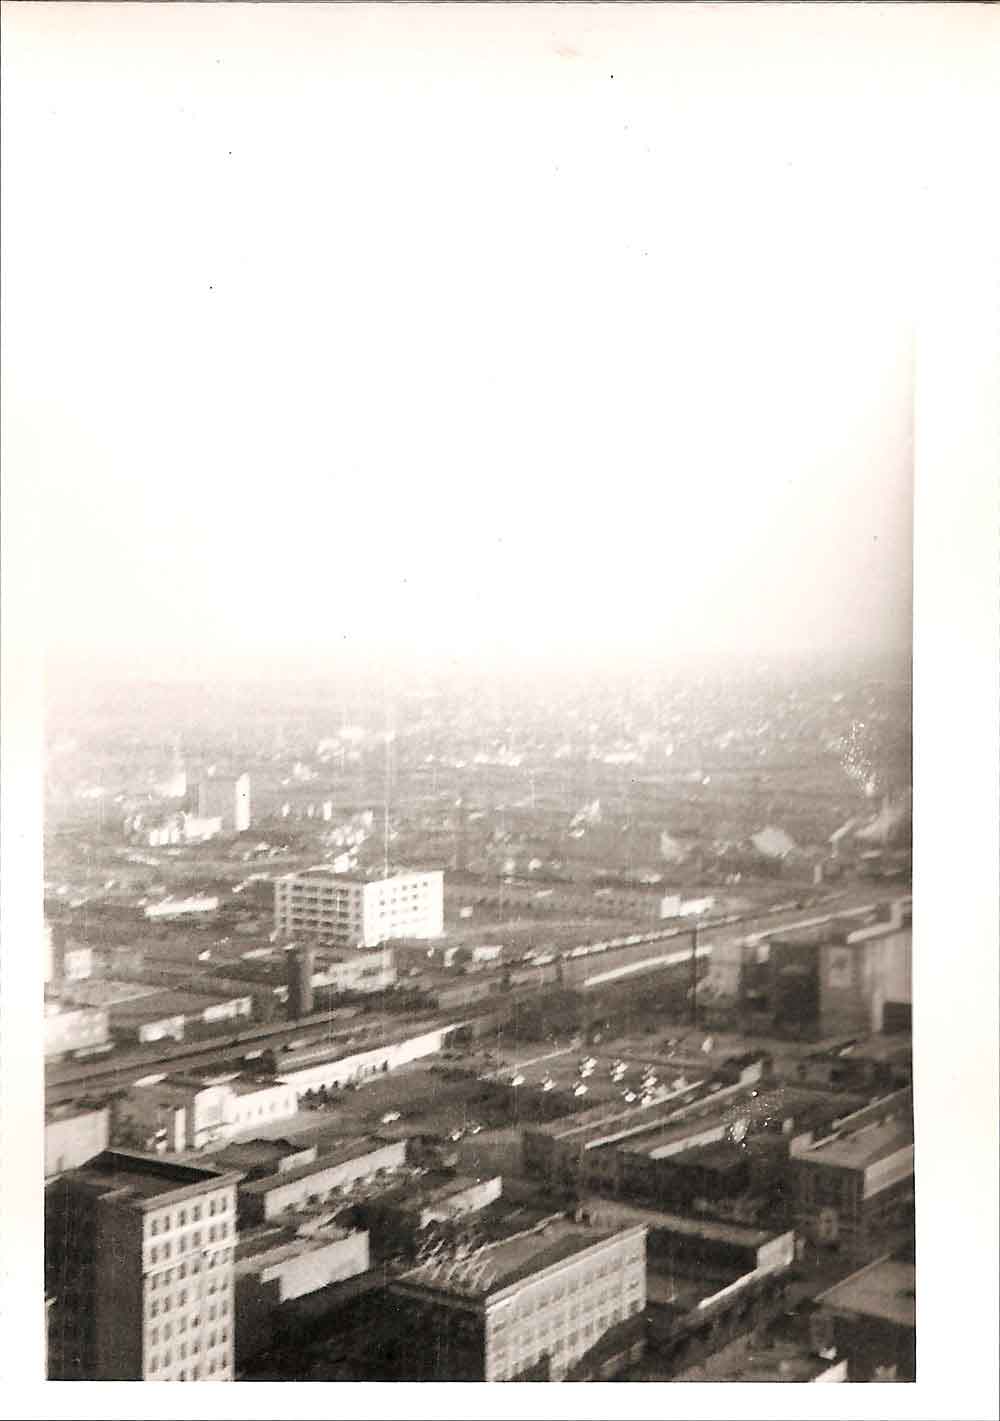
[4,7,915,687]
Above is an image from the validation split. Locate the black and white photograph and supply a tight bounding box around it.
[1,3,997,1414]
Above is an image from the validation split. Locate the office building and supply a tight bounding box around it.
[274,868,444,948]
[45,1151,243,1381]
[384,1218,647,1381]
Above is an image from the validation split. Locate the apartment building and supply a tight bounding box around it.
[45,1151,243,1381]
[274,868,443,948]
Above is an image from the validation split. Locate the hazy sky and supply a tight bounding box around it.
[3,4,949,684]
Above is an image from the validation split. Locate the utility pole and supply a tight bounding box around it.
[690,921,700,1028]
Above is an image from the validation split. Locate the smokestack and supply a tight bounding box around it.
[287,945,315,1019]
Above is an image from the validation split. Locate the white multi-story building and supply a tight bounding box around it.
[274,869,444,948]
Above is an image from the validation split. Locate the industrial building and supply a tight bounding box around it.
[45,1103,110,1177]
[791,1091,914,1256]
[107,987,253,1044]
[357,1173,503,1258]
[144,894,220,920]
[235,1220,370,1369]
[284,943,396,1018]
[236,1137,408,1226]
[44,1001,110,1060]
[45,1151,243,1381]
[574,1199,795,1279]
[260,1020,457,1097]
[123,1072,299,1153]
[385,1218,648,1381]
[816,1253,916,1381]
[274,868,444,948]
[523,1072,871,1210]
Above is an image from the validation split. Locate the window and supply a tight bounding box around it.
[150,1246,158,1264]
[179,1209,187,1227]
[149,1355,159,1373]
[151,1328,160,1347]
[193,1205,202,1222]
[151,1219,159,1237]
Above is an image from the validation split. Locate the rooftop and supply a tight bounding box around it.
[618,1085,843,1160]
[107,988,252,1020]
[62,1150,243,1208]
[579,1197,777,1250]
[676,1331,847,1382]
[397,1218,645,1300]
[237,1135,400,1196]
[526,1078,714,1144]
[801,1117,913,1171]
[375,1172,498,1213]
[235,1221,355,1273]
[819,1257,916,1329]
[213,1138,317,1172]
[284,867,440,886]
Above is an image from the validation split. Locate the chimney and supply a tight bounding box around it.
[287,945,315,1019]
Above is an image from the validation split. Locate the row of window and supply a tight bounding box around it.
[149,1223,229,1262]
[148,1196,230,1236]
[147,1313,229,1348]
[148,1250,232,1289]
[149,1294,229,1324]
[147,1340,229,1377]
[494,1256,636,1325]
[491,1304,641,1380]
